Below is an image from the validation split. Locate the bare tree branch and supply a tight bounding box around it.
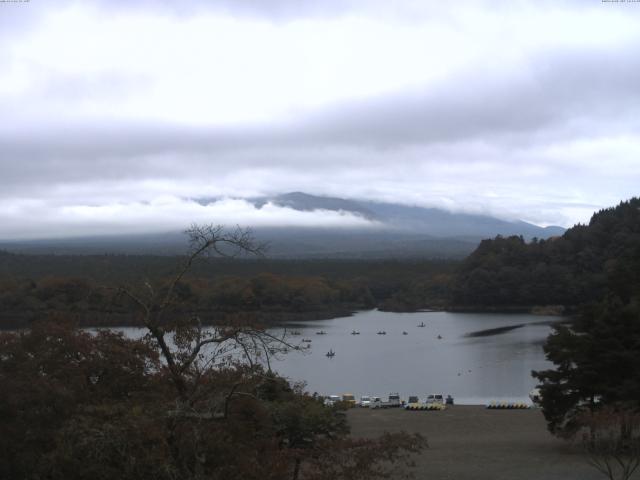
[110,224,295,404]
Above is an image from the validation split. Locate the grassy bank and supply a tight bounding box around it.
[347,406,601,480]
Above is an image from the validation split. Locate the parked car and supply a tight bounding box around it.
[425,394,444,405]
[359,395,372,407]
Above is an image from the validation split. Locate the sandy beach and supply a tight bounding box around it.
[348,406,605,480]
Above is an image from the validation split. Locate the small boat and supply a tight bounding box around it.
[302,338,312,343]
[326,349,335,358]
[290,330,301,336]
[316,331,327,335]
[418,322,426,327]
[377,331,387,335]
[351,330,360,335]
[437,335,443,339]
[402,331,408,335]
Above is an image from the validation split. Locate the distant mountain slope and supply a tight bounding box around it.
[0,229,480,259]
[362,200,565,238]
[253,192,379,221]
[253,192,564,239]
[0,192,565,259]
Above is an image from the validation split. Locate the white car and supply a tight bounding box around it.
[359,395,372,407]
[425,394,444,405]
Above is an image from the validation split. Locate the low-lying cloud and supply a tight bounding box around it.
[0,198,378,240]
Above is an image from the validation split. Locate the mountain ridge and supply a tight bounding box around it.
[1,192,566,258]
[248,192,565,238]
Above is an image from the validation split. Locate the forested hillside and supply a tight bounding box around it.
[0,254,454,328]
[451,198,640,309]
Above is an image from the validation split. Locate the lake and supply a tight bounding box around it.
[267,310,558,405]
[113,309,560,405]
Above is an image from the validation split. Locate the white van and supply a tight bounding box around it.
[425,394,444,405]
[371,393,401,409]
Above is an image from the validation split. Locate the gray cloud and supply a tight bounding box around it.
[296,48,640,147]
[0,0,639,238]
[2,45,638,170]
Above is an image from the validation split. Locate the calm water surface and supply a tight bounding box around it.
[268,310,557,405]
[114,309,559,405]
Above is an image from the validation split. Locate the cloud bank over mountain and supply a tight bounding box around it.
[0,196,378,240]
[1,0,639,238]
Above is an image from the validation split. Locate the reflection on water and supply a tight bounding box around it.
[464,324,525,337]
[268,310,560,405]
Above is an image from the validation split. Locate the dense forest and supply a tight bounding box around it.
[525,199,640,446]
[0,254,454,329]
[451,198,640,310]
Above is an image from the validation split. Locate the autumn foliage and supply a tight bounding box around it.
[0,320,423,480]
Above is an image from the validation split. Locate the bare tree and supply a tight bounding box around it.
[114,224,295,402]
[578,406,640,480]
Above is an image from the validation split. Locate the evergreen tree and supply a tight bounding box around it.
[533,294,640,436]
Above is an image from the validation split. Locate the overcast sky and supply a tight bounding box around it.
[1,0,639,239]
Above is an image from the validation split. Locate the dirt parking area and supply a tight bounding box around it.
[347,406,605,480]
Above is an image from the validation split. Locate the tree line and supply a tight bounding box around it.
[0,255,455,329]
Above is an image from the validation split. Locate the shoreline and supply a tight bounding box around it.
[445,304,572,315]
[0,305,571,330]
